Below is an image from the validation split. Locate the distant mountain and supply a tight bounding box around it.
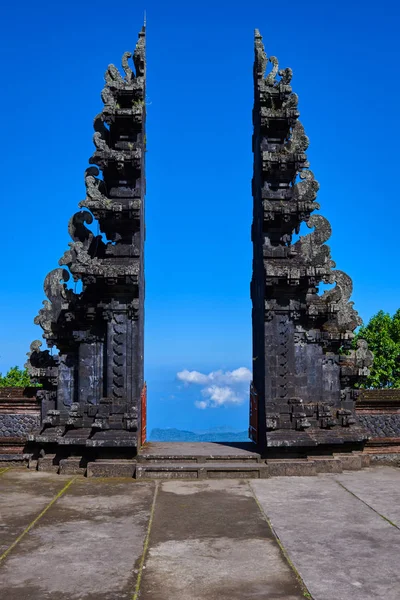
[193,426,245,435]
[149,427,250,443]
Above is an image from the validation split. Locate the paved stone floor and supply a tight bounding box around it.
[0,466,399,599]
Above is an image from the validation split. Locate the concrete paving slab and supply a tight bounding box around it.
[0,469,72,555]
[336,466,400,527]
[139,479,304,600]
[251,472,400,600]
[2,466,400,600]
[0,477,156,600]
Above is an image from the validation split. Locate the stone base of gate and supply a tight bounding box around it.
[19,442,373,478]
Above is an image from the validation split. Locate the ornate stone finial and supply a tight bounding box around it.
[134,23,146,77]
[33,268,71,337]
[121,52,134,83]
[254,29,268,78]
[279,67,293,85]
[283,121,309,154]
[25,340,43,373]
[265,56,279,86]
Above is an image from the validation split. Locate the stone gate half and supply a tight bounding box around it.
[26,26,146,457]
[250,30,373,453]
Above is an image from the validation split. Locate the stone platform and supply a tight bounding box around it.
[1,466,400,599]
[25,441,372,478]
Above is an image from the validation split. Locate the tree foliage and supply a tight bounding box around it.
[0,366,32,388]
[354,309,400,388]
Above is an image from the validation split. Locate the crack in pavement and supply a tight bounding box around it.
[0,476,77,564]
[248,481,313,599]
[132,481,159,600]
[334,479,400,531]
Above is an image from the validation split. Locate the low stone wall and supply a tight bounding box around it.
[356,389,400,462]
[357,389,400,435]
[357,389,400,409]
[0,387,40,457]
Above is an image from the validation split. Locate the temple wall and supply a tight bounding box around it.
[356,390,400,439]
[0,388,40,456]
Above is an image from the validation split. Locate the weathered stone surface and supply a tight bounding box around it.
[58,458,86,475]
[86,460,136,478]
[0,415,39,438]
[267,459,317,477]
[308,456,343,473]
[370,453,400,465]
[250,29,372,451]
[332,452,363,470]
[358,414,400,438]
[26,26,147,458]
[0,388,40,457]
[136,461,269,480]
[37,454,59,473]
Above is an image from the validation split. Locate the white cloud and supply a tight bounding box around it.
[194,400,208,410]
[227,367,253,383]
[202,385,242,407]
[177,367,251,387]
[176,370,209,385]
[176,367,252,409]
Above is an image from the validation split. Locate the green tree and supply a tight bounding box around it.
[354,309,400,388]
[0,366,32,388]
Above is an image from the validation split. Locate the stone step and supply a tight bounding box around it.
[28,457,38,470]
[31,451,371,478]
[333,451,370,470]
[59,458,87,475]
[37,454,59,473]
[135,462,269,480]
[137,455,262,464]
[266,458,318,477]
[307,456,343,473]
[86,460,136,478]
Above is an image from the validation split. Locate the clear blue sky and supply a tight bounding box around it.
[1,0,399,433]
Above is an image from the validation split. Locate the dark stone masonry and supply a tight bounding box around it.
[250,30,373,452]
[358,415,400,439]
[357,389,400,440]
[25,26,147,458]
[0,388,40,458]
[0,414,39,438]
